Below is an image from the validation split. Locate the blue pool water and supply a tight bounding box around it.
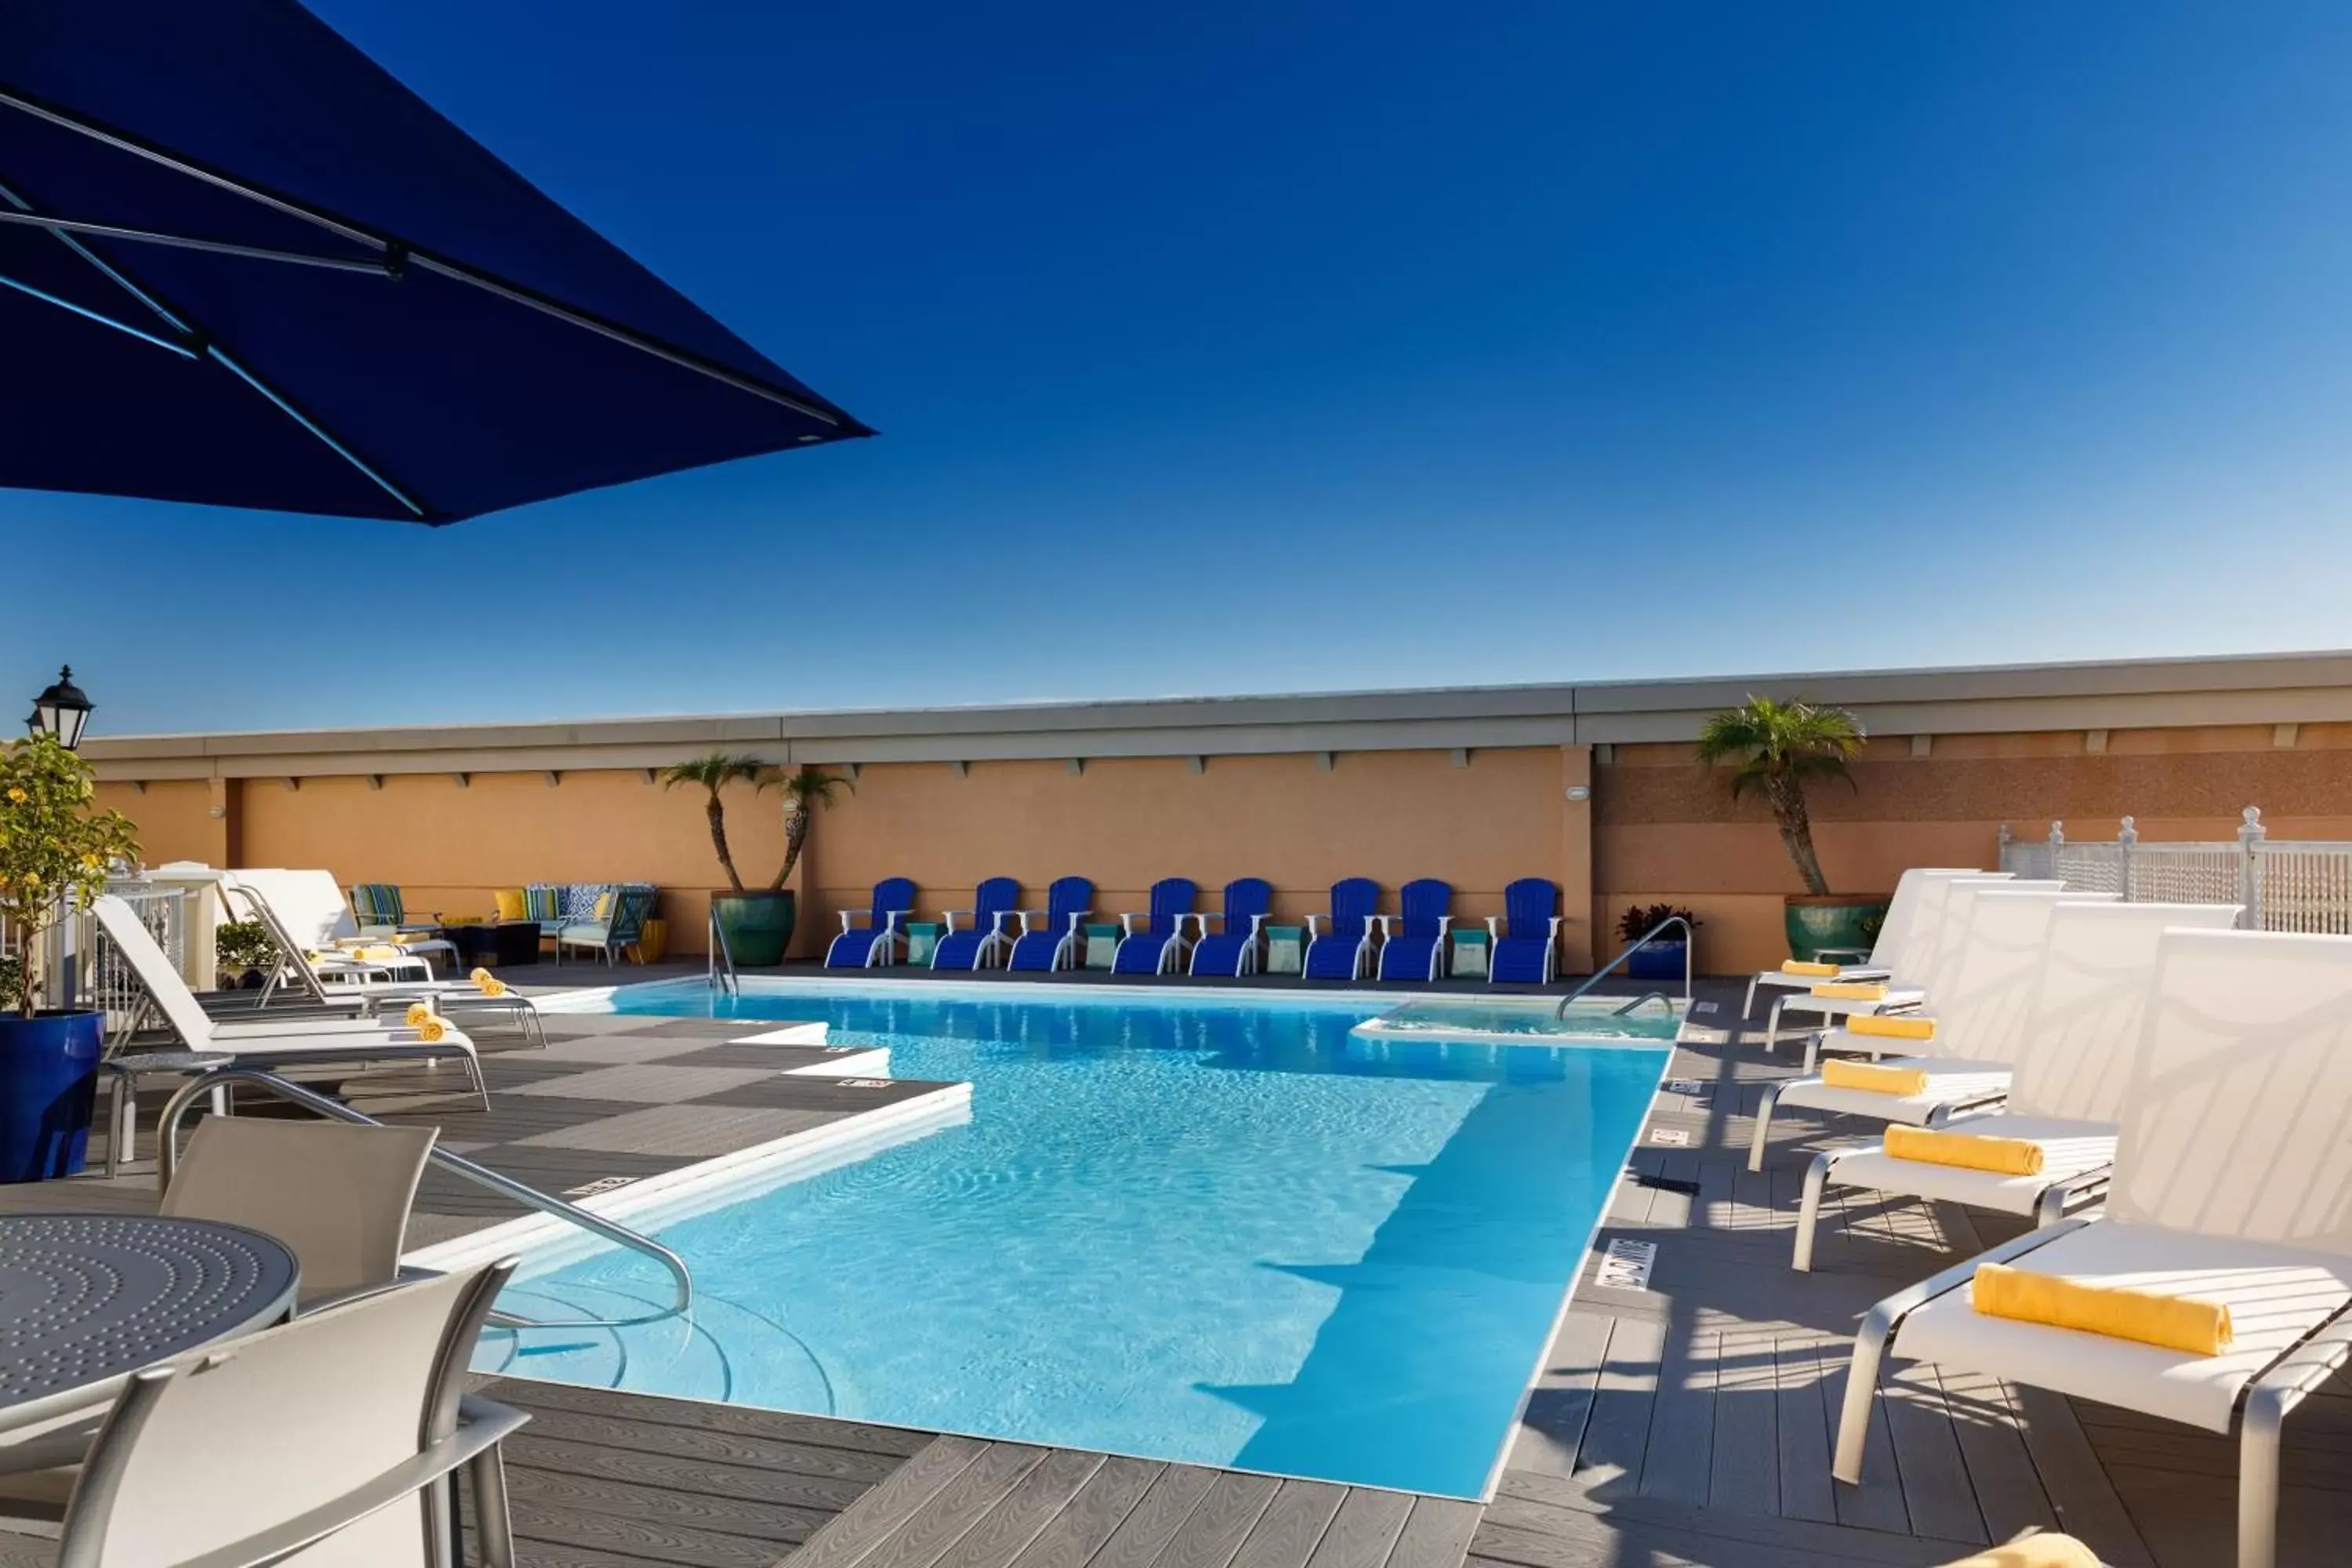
[489,982,1668,1497]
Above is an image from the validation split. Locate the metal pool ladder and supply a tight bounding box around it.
[708,906,740,996]
[1555,914,1694,1019]
[151,1066,693,1330]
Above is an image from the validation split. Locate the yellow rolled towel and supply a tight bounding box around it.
[1886,1124,2045,1176]
[1822,1059,1930,1097]
[410,1011,448,1044]
[405,1000,433,1028]
[351,946,401,962]
[1971,1260,2232,1356]
[1813,982,1889,1000]
[1938,1532,2102,1568]
[470,967,509,997]
[1781,960,1841,976]
[1848,1012,1936,1041]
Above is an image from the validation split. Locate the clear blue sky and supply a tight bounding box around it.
[10,1,2352,735]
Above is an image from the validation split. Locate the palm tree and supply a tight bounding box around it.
[661,751,767,891]
[1693,697,1865,896]
[764,767,853,891]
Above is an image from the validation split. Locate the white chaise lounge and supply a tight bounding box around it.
[1747,885,2104,1171]
[1789,898,2241,1269]
[1740,867,1983,1013]
[1833,927,2352,1568]
[93,895,487,1172]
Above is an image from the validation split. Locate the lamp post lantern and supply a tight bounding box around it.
[27,666,93,750]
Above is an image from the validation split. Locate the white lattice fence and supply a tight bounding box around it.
[2129,844,2244,905]
[2254,844,2352,935]
[2000,808,2352,934]
[81,884,188,1044]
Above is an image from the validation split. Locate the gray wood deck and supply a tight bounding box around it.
[2,978,2343,1566]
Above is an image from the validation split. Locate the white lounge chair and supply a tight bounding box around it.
[225,878,544,1045]
[1834,927,2352,1568]
[1740,867,1987,1013]
[93,896,488,1171]
[0,1261,527,1566]
[233,866,460,978]
[1790,898,2241,1268]
[1759,876,2059,1051]
[1748,886,2101,1172]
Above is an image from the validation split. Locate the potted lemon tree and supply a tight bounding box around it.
[665,753,850,966]
[0,735,140,1181]
[1694,696,1889,962]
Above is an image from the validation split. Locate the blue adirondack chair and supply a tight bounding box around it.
[932,877,1022,970]
[1112,878,1196,975]
[1189,877,1273,977]
[824,877,916,968]
[1006,877,1094,972]
[1376,878,1453,982]
[1490,878,1563,984]
[1302,878,1381,980]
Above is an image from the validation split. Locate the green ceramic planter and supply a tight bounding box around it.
[712,889,796,967]
[1782,895,1890,963]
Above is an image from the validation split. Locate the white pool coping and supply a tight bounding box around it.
[532,973,1693,1049]
[404,1078,972,1276]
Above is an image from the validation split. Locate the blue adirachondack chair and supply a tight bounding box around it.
[1007,877,1093,971]
[1376,878,1453,982]
[1303,877,1381,980]
[1112,877,1197,975]
[1489,878,1563,984]
[825,877,916,968]
[933,877,1022,971]
[1189,877,1274,977]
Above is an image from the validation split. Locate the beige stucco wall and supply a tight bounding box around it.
[78,652,2352,977]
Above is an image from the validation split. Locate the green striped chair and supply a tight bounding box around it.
[350,882,436,938]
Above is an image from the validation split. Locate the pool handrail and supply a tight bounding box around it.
[709,905,739,995]
[153,1065,694,1330]
[1555,915,1693,1018]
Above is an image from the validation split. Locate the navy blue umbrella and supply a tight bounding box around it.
[0,1,869,524]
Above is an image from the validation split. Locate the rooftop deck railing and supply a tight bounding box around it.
[1999,808,2352,934]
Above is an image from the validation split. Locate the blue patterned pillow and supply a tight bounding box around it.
[558,883,604,923]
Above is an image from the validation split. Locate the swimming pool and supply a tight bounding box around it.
[485,981,1671,1497]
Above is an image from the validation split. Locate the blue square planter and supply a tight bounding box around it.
[1624,940,1690,982]
[0,1011,103,1182]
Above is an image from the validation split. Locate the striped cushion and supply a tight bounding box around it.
[524,885,561,923]
[350,883,402,926]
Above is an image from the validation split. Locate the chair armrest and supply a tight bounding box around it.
[1247,913,1268,938]
[884,911,906,933]
[1374,915,1396,938]
[1547,916,1563,940]
[1484,916,1502,939]
[1065,909,1092,932]
[837,911,855,935]
[1119,913,1142,935]
[1196,912,1224,933]
[1305,914,1326,937]
[1016,909,1046,935]
[1436,915,1453,937]
[941,909,971,934]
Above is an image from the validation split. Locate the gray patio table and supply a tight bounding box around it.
[0,1214,299,1440]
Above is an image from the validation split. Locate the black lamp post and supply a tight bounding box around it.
[27,666,93,750]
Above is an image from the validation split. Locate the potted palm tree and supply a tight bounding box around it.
[664,753,851,966]
[1694,696,1889,962]
[0,735,140,1181]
